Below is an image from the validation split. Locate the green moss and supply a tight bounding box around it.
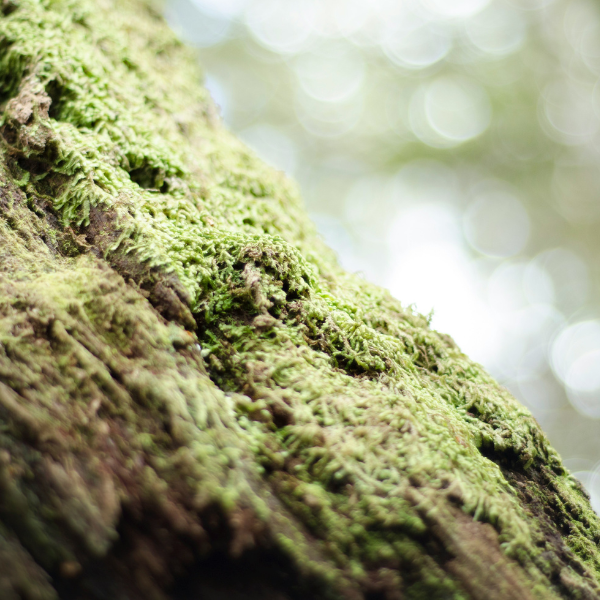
[0,0,600,598]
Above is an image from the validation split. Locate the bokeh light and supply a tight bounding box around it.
[382,11,452,69]
[410,76,492,147]
[465,4,526,56]
[463,186,530,258]
[165,0,600,494]
[246,0,318,54]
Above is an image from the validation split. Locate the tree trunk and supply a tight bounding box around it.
[0,1,598,599]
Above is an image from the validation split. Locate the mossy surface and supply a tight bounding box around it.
[0,1,599,599]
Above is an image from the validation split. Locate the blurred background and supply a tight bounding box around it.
[164,0,600,509]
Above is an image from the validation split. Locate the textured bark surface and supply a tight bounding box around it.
[0,1,599,599]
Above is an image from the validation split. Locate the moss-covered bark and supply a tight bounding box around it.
[0,1,599,598]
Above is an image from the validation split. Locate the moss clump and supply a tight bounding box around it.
[0,1,599,599]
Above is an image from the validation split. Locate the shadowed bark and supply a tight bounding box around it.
[0,1,599,599]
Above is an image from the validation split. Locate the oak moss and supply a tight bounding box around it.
[0,0,599,599]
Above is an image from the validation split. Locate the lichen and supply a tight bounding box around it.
[0,0,599,598]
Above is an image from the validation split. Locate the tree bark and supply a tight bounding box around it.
[0,1,599,599]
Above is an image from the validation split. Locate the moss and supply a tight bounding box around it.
[0,0,599,598]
